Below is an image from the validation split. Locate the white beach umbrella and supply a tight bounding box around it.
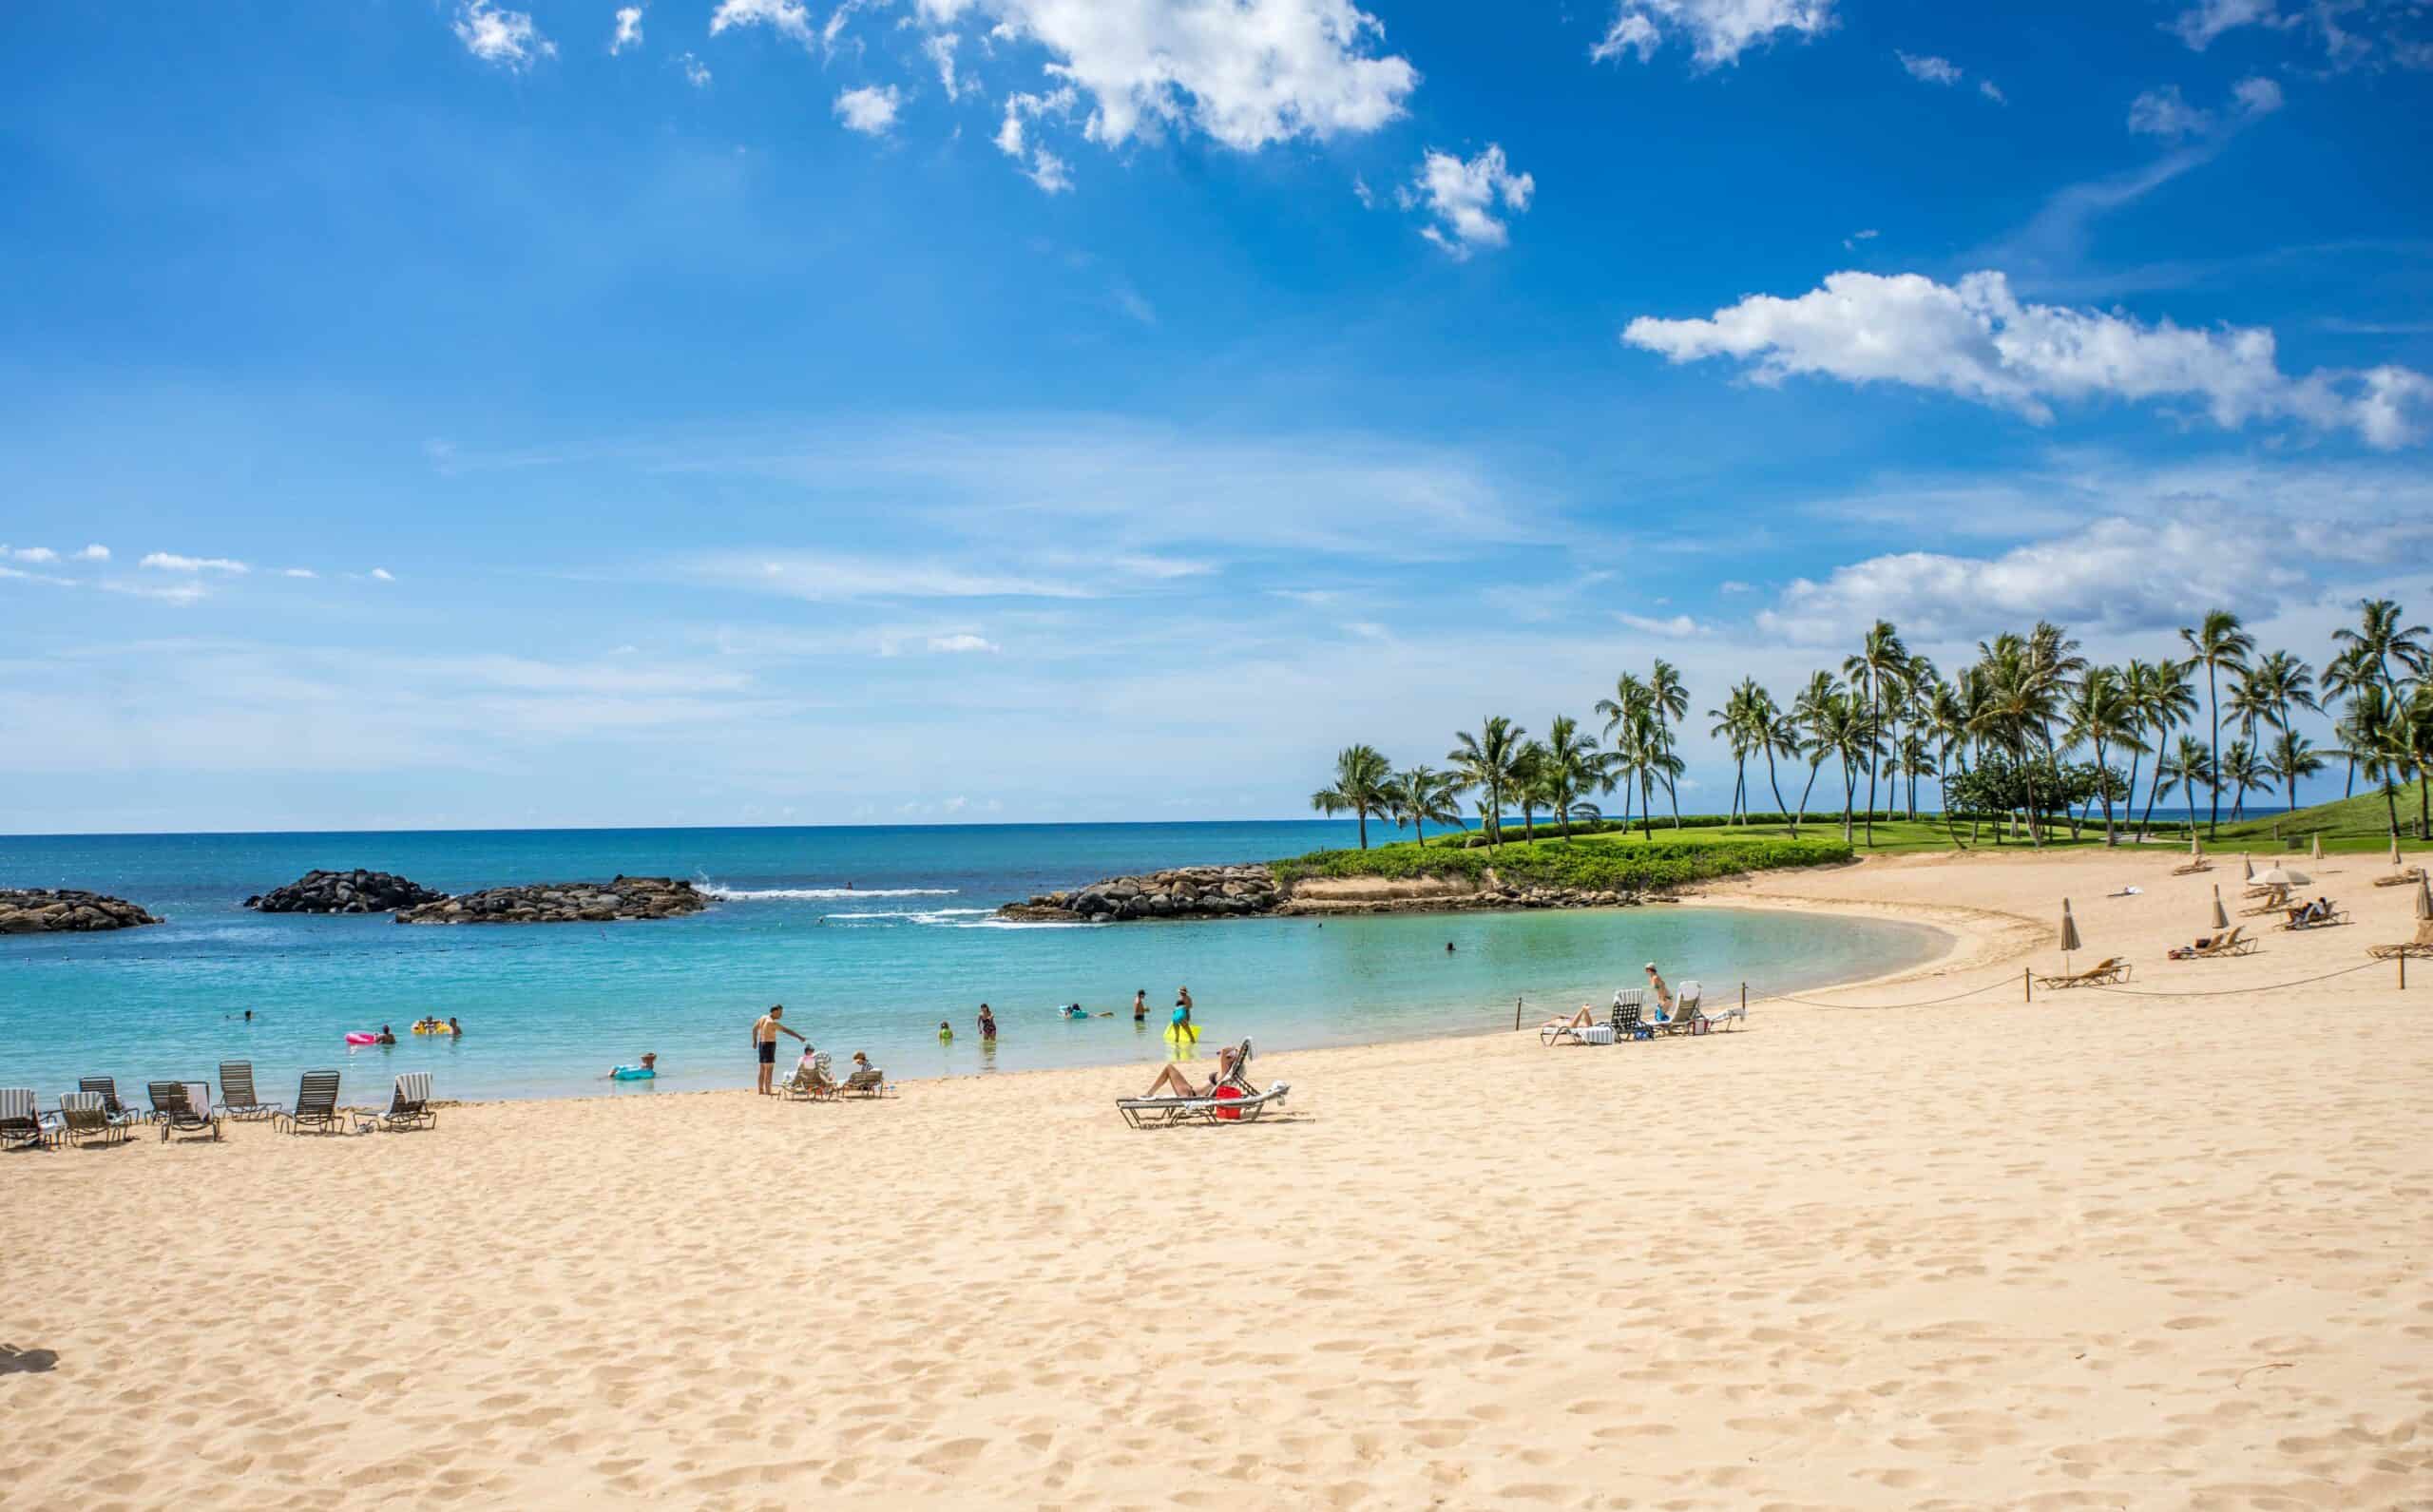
[2254,867,2312,889]
[2211,885,2230,931]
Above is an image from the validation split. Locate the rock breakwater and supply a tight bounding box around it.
[998,865,1646,923]
[395,876,709,926]
[0,889,163,932]
[247,869,446,914]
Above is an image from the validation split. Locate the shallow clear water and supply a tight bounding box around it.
[0,822,1943,1102]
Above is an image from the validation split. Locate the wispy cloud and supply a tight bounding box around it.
[1401,145,1535,259]
[452,1,555,70]
[926,633,1000,653]
[140,552,250,573]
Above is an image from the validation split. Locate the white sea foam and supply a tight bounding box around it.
[703,886,959,901]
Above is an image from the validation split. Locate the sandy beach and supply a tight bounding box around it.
[9,848,2430,1509]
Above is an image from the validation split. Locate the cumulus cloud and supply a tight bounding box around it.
[1895,50,1961,85]
[370,567,397,582]
[678,51,712,86]
[709,0,814,45]
[834,85,901,135]
[995,86,1078,191]
[1617,611,1707,637]
[1400,145,1534,258]
[2232,74,2285,113]
[926,633,1000,653]
[141,552,250,573]
[2128,85,2213,139]
[1622,268,2431,448]
[4,545,60,564]
[452,1,555,68]
[77,544,110,561]
[1593,0,1833,68]
[611,5,643,54]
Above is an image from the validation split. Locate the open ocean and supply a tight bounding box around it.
[0,821,1945,1102]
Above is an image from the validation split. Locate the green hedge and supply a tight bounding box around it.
[1271,834,1854,892]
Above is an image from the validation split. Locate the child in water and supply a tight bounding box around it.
[938,1020,954,1043]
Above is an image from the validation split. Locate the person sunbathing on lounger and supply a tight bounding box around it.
[1540,1004,1599,1032]
[1140,1046,1238,1100]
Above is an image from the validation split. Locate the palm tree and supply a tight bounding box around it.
[1610,709,1675,836]
[2266,730,2326,827]
[1510,740,1547,842]
[2177,609,2254,840]
[1898,654,1940,818]
[2219,740,2265,820]
[1383,764,1463,846]
[1310,743,1394,850]
[2131,658,2200,840]
[2064,665,2144,846]
[1447,718,1525,850]
[1807,691,1879,842]
[2155,735,2215,833]
[1647,660,1690,828]
[2322,646,2377,797]
[2341,684,2413,837]
[2331,597,2431,698]
[1537,716,1611,838]
[1789,671,1843,826]
[1709,681,1759,824]
[1842,620,1909,847]
[2407,679,2433,839]
[1744,683,1798,833]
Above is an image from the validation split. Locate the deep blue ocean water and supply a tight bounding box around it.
[0,822,1944,1102]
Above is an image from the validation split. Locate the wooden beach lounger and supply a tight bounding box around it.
[275,1072,345,1135]
[55,1091,134,1147]
[2367,919,2433,961]
[2034,957,2132,989]
[216,1062,284,1120]
[839,1068,891,1098]
[356,1072,436,1133]
[146,1081,223,1141]
[2274,907,2350,931]
[2372,868,2426,889]
[2167,926,2255,961]
[0,1087,63,1151]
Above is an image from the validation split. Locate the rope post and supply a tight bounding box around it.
[1514,996,1523,1032]
[1741,981,1748,1016]
[2023,967,2032,1004]
[2402,953,2407,991]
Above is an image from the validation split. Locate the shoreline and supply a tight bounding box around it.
[13,846,2428,1507]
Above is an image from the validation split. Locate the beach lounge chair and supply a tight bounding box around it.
[1610,1000,1653,1042]
[2275,904,2350,931]
[2367,918,2433,961]
[780,1054,836,1101]
[1114,1032,1284,1124]
[355,1072,435,1133]
[1643,982,1705,1037]
[216,1062,283,1120]
[2167,925,2255,961]
[79,1077,143,1124]
[2034,957,2132,989]
[2372,867,2426,889]
[1,1088,63,1151]
[55,1091,133,1148]
[1693,981,1748,1030]
[146,1081,223,1141]
[840,1068,891,1098]
[275,1072,345,1135]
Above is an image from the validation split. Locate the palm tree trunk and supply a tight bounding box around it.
[2207,663,2222,840]
[2139,725,2171,841]
[1795,759,1822,831]
[1764,746,1792,836]
[1863,683,1878,846]
[1357,809,1368,850]
[1841,758,1856,842]
[2097,737,2116,845]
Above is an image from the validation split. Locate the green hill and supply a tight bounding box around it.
[2214,778,2431,854]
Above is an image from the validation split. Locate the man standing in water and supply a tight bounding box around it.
[752,1005,805,1095]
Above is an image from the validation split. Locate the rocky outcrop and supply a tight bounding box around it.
[998,864,1648,923]
[394,875,708,926]
[247,869,446,914]
[0,889,163,933]
[1001,865,1283,924]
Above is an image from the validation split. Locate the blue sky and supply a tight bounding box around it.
[3,0,2429,833]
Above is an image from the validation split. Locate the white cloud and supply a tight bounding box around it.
[1593,0,1833,68]
[452,1,556,69]
[700,553,1099,602]
[2169,0,2283,50]
[925,31,965,100]
[926,633,1000,653]
[1351,173,1375,208]
[1622,269,2432,448]
[1843,226,1878,251]
[140,552,249,574]
[611,5,643,54]
[1979,79,2005,104]
[4,545,60,564]
[995,86,1078,191]
[678,51,713,86]
[282,568,318,579]
[370,567,397,582]
[75,544,109,562]
[710,0,814,45]
[934,0,1416,156]
[834,85,902,135]
[1617,611,1707,637]
[1402,144,1533,258]
[1895,50,1961,85]
[2128,85,2211,139]
[2232,74,2285,114]
[101,579,210,605]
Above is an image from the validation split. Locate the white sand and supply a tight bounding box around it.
[9,847,2430,1507]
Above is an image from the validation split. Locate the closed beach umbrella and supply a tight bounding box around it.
[2310,833,2325,863]
[2255,867,2311,889]
[2211,885,2229,931]
[2059,899,2081,968]
[2418,874,2432,922]
[2243,853,2254,881]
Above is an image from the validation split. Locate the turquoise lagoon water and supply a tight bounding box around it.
[0,822,1943,1102]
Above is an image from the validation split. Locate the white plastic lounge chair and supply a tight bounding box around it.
[55,1091,133,1147]
[1691,980,1747,1030]
[1116,1081,1292,1129]
[216,1062,283,1120]
[1,1087,63,1151]
[275,1071,345,1135]
[781,1054,835,1101]
[356,1072,436,1133]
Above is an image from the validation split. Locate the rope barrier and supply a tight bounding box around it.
[1753,974,2023,1011]
[2069,958,2391,999]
